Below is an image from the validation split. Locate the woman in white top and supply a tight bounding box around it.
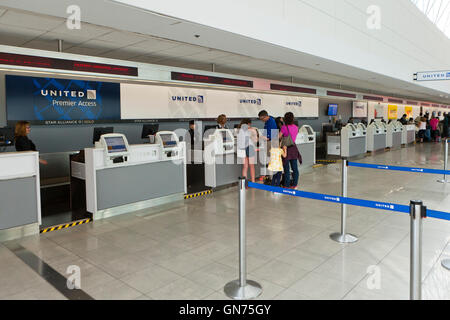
[418,117,427,143]
[237,119,258,183]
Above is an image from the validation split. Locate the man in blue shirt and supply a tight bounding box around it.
[258,110,278,141]
[258,110,278,183]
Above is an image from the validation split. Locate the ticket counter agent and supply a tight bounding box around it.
[387,121,402,148]
[72,132,187,220]
[0,152,41,241]
[340,124,366,157]
[367,122,387,152]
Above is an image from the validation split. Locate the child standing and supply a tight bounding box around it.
[268,140,287,187]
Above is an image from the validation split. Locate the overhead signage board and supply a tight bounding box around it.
[6,75,121,125]
[414,71,450,81]
[0,52,138,76]
[171,72,253,88]
[352,101,368,118]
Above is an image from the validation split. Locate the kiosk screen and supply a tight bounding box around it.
[104,137,127,153]
[305,127,313,135]
[160,134,177,147]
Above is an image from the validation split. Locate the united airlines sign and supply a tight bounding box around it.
[414,71,450,81]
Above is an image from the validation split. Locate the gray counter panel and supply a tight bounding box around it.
[0,177,38,230]
[393,132,402,148]
[374,134,386,151]
[407,130,415,144]
[297,143,315,167]
[214,153,242,188]
[349,137,366,157]
[96,161,184,211]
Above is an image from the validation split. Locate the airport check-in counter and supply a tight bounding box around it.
[340,124,367,157]
[295,125,316,169]
[387,121,403,148]
[402,124,416,145]
[204,129,243,188]
[367,122,387,152]
[72,132,187,220]
[0,151,41,240]
[327,132,341,156]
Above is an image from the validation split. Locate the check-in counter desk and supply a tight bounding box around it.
[204,129,244,188]
[73,133,187,220]
[0,152,41,241]
[387,121,402,148]
[340,124,366,157]
[296,125,316,170]
[327,132,341,156]
[367,122,387,152]
[186,148,208,194]
[402,124,416,145]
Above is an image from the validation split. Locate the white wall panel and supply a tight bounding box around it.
[120,83,319,120]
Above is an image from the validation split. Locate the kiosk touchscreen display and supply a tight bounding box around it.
[305,127,313,135]
[104,137,127,153]
[161,134,177,147]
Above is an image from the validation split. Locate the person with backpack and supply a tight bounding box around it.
[280,112,302,189]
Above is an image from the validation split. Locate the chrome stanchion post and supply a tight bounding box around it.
[410,200,425,300]
[437,138,449,184]
[224,177,262,300]
[330,158,358,243]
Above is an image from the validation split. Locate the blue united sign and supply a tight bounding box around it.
[6,75,121,124]
[414,71,450,81]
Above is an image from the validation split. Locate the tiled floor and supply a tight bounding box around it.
[1,142,450,300]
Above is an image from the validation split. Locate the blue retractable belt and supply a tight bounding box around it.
[347,162,450,175]
[247,182,450,221]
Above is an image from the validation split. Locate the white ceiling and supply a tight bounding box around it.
[0,6,449,104]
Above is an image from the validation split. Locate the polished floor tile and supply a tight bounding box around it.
[1,143,450,300]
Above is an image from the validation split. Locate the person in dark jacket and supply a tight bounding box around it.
[399,114,408,125]
[444,113,450,138]
[15,121,47,164]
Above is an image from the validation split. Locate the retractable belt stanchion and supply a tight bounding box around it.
[224,177,262,300]
[330,158,358,243]
[437,138,449,184]
[410,200,426,300]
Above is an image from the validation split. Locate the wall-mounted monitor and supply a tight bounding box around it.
[0,127,14,147]
[204,125,217,134]
[93,127,114,144]
[141,124,159,139]
[327,104,338,116]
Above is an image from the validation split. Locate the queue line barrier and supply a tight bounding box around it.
[347,161,450,176]
[224,175,450,301]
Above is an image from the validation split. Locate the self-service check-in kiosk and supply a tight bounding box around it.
[340,124,367,157]
[99,133,130,166]
[402,124,416,145]
[155,131,183,160]
[387,121,402,149]
[204,129,241,188]
[75,132,186,220]
[367,121,387,152]
[295,125,316,168]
